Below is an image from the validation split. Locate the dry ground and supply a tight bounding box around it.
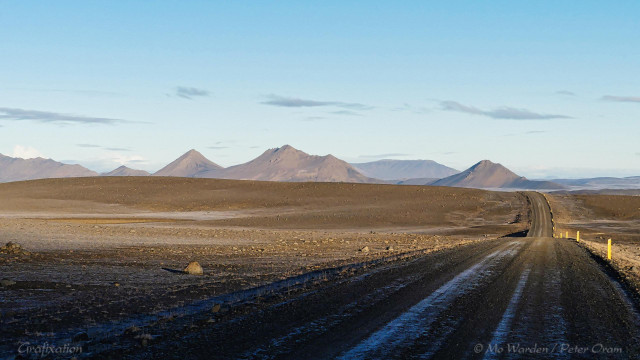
[0,177,528,356]
[546,193,640,292]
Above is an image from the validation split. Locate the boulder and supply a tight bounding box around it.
[1,279,16,287]
[183,261,204,275]
[0,242,30,255]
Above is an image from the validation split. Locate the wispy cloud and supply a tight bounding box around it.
[526,130,547,134]
[0,107,129,125]
[601,95,640,103]
[330,110,362,116]
[262,94,373,110]
[76,144,133,152]
[441,101,571,120]
[391,103,429,114]
[175,86,210,99]
[77,144,101,148]
[12,145,44,159]
[12,87,124,97]
[207,146,229,150]
[556,90,576,96]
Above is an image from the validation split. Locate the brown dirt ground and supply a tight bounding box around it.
[546,193,640,293]
[0,177,529,354]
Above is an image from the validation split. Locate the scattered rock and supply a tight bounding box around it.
[72,332,89,342]
[183,261,204,275]
[0,242,30,255]
[359,246,370,253]
[135,333,153,347]
[124,326,141,336]
[113,282,120,287]
[211,303,221,313]
[385,246,394,251]
[1,279,16,287]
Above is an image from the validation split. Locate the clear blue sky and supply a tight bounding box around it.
[1,1,638,178]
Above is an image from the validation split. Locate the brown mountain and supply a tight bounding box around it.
[0,154,98,183]
[351,159,458,180]
[431,160,564,190]
[199,145,376,183]
[153,149,223,177]
[102,165,150,177]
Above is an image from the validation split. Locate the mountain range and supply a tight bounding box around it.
[1,146,635,191]
[431,160,565,190]
[102,166,150,177]
[549,176,640,190]
[0,153,97,182]
[351,159,458,180]
[199,145,375,183]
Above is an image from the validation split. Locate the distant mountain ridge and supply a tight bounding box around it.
[102,166,150,177]
[549,176,640,190]
[0,154,97,183]
[351,159,459,180]
[432,160,564,190]
[199,145,376,183]
[1,148,635,190]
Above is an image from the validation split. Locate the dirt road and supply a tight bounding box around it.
[86,192,639,359]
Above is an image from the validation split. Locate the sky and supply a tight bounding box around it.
[1,1,638,178]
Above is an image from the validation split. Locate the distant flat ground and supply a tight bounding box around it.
[547,193,640,292]
[0,177,529,356]
[0,176,527,234]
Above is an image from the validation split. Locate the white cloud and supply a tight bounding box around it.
[12,145,44,159]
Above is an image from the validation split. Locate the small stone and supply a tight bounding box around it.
[113,282,120,287]
[211,303,221,313]
[183,261,204,275]
[72,332,89,342]
[123,326,141,337]
[386,246,394,251]
[359,246,370,253]
[0,279,16,287]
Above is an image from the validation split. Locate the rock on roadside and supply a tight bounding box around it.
[1,279,16,287]
[0,242,31,256]
[183,261,204,275]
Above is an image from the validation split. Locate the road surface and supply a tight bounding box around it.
[99,192,640,359]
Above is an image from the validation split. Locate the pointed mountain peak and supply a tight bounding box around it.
[272,144,305,155]
[472,159,499,168]
[432,159,563,189]
[153,149,223,177]
[180,149,206,159]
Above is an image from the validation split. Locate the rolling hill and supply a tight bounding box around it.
[432,160,564,190]
[0,154,98,183]
[351,159,459,180]
[102,166,150,177]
